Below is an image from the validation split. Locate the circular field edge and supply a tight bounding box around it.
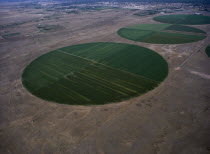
[117,24,206,44]
[153,14,210,25]
[22,42,169,105]
[205,45,210,57]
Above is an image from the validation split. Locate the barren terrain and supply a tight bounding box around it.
[0,2,210,154]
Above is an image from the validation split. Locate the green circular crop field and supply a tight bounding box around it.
[153,15,210,25]
[22,42,168,105]
[205,46,210,57]
[117,24,206,44]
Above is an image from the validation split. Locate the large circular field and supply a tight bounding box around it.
[117,24,206,44]
[22,42,168,105]
[153,14,210,25]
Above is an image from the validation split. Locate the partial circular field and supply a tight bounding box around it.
[22,42,168,105]
[205,46,210,57]
[153,14,210,25]
[117,24,206,44]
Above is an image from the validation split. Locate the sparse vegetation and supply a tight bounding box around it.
[36,24,64,32]
[134,6,182,16]
[134,10,160,16]
[65,10,79,14]
[1,1,210,153]
[1,32,20,38]
[0,21,28,29]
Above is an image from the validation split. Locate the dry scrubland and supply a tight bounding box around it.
[0,2,210,154]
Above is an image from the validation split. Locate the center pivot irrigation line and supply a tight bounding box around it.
[57,49,160,84]
[179,40,208,68]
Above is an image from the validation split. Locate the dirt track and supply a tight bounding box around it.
[0,3,210,154]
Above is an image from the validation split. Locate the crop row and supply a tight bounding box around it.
[59,44,168,81]
[31,61,157,105]
[22,43,168,105]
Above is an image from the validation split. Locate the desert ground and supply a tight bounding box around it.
[0,2,210,154]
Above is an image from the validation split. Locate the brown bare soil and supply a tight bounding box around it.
[0,2,210,154]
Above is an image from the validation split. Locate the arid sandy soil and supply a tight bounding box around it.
[0,2,210,154]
